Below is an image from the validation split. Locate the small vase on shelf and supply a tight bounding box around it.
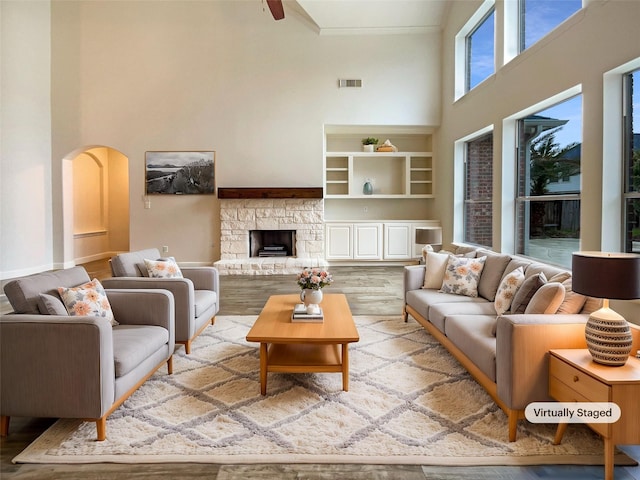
[363,181,373,195]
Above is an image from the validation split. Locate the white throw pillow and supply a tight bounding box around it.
[144,258,183,278]
[439,256,487,298]
[58,278,118,326]
[493,266,525,315]
[421,251,451,289]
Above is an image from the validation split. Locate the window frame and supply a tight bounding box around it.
[454,0,495,101]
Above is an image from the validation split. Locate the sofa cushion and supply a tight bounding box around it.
[58,278,119,326]
[37,293,68,315]
[422,251,451,289]
[475,250,512,301]
[194,290,218,318]
[556,278,587,314]
[581,297,603,314]
[444,314,497,382]
[3,266,91,314]
[112,325,169,377]
[510,272,546,314]
[524,282,566,314]
[439,256,486,298]
[428,301,496,334]
[502,258,532,278]
[144,258,183,278]
[406,289,487,327]
[494,266,525,315]
[110,248,161,277]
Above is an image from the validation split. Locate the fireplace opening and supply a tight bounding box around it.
[249,230,296,258]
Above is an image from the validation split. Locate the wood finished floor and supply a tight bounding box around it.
[2,260,639,479]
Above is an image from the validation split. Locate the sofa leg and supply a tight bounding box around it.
[96,417,107,441]
[167,355,173,375]
[184,340,191,355]
[508,410,518,442]
[211,316,216,325]
[1,415,9,437]
[402,306,408,322]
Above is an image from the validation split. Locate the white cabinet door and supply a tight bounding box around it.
[326,224,353,259]
[384,223,412,260]
[353,223,382,260]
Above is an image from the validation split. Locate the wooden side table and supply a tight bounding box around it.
[549,349,640,480]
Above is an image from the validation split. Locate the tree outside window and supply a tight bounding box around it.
[516,96,582,267]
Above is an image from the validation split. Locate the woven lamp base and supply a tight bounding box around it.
[585,308,633,366]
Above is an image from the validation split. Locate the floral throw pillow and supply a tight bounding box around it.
[144,257,183,278]
[494,267,525,315]
[439,256,487,298]
[58,278,118,326]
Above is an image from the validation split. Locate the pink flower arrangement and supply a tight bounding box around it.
[296,267,333,290]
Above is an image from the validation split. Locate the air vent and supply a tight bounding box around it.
[338,79,362,88]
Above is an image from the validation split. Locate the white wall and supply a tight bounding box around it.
[41,0,440,264]
[0,1,53,278]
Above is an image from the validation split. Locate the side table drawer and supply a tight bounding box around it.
[549,356,610,402]
[549,376,609,438]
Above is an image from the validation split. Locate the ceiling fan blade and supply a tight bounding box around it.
[266,0,285,20]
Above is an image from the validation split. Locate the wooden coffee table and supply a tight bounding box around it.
[246,293,359,395]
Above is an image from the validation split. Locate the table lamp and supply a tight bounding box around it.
[571,251,640,366]
[415,227,442,261]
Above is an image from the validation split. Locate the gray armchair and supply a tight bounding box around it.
[0,266,174,441]
[102,248,219,354]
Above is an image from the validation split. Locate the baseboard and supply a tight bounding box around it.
[73,252,116,265]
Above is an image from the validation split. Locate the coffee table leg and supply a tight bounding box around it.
[260,343,268,395]
[342,343,349,391]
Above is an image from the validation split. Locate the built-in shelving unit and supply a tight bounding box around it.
[324,126,434,199]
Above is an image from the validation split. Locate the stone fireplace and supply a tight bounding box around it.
[214,195,327,275]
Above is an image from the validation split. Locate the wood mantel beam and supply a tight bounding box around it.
[217,188,323,199]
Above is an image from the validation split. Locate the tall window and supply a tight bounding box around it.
[467,8,495,91]
[519,0,581,52]
[623,69,640,253]
[464,133,493,247]
[516,95,582,267]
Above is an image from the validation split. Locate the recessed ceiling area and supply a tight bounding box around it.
[292,0,450,35]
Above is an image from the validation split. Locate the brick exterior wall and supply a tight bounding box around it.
[465,134,493,247]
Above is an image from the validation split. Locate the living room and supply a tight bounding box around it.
[2,0,640,478]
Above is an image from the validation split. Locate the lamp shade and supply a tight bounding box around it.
[415,227,442,245]
[572,251,640,300]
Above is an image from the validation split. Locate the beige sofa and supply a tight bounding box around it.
[403,246,640,442]
[1,266,175,441]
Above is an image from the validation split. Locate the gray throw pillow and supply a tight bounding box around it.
[511,273,546,314]
[524,282,566,314]
[37,293,69,315]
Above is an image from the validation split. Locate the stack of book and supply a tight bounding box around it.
[291,303,324,323]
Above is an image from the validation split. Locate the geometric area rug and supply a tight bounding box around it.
[13,315,635,466]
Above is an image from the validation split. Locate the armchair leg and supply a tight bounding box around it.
[167,355,173,375]
[402,306,408,322]
[184,340,191,355]
[1,415,9,437]
[96,417,107,441]
[211,316,216,325]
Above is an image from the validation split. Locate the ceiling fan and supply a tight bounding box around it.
[266,0,285,20]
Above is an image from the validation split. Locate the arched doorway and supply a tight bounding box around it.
[61,146,129,267]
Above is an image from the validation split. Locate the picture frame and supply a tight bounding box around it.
[145,151,216,195]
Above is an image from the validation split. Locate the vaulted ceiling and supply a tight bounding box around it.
[290,0,450,35]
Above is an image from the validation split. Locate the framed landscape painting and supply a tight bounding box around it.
[145,151,216,195]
